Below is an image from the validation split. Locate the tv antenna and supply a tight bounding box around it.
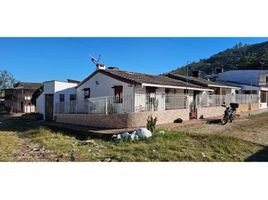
[90,55,101,66]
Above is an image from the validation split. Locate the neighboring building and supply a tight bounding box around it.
[167,72,240,95]
[4,82,42,113]
[215,70,268,109]
[36,80,78,121]
[0,97,4,112]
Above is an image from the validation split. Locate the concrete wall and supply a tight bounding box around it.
[237,103,259,113]
[197,106,226,119]
[260,102,267,109]
[197,103,260,119]
[55,109,190,129]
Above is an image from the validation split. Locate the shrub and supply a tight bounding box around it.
[147,116,157,133]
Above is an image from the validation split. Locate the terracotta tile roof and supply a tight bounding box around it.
[78,69,209,90]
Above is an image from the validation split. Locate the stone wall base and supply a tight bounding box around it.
[55,109,189,129]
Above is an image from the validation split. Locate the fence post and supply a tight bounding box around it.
[196,94,200,109]
[187,95,190,111]
[105,97,108,114]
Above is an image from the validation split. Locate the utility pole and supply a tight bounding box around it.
[186,60,190,94]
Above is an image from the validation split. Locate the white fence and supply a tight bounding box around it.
[55,93,189,114]
[197,94,259,108]
[55,93,260,114]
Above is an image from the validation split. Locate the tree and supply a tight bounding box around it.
[31,85,43,106]
[0,70,16,96]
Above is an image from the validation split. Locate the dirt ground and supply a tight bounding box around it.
[159,112,268,146]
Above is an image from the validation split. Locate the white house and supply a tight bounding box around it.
[76,65,217,117]
[36,65,264,128]
[215,70,268,109]
[37,64,213,120]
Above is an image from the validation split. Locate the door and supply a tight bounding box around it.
[45,94,54,121]
[20,101,24,112]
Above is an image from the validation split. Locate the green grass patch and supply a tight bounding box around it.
[0,131,22,161]
[1,116,268,161]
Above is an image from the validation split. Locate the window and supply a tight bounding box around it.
[70,94,76,101]
[84,88,90,99]
[146,87,156,97]
[59,94,65,102]
[259,74,268,85]
[146,87,157,102]
[261,91,267,103]
[113,86,123,103]
[165,89,170,103]
[69,94,76,113]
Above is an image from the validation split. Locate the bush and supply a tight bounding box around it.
[147,116,157,133]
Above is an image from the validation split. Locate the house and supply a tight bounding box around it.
[36,65,263,128]
[37,64,213,125]
[214,70,268,109]
[167,72,240,95]
[4,82,42,113]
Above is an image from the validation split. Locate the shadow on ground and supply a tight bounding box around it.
[206,119,223,125]
[245,147,268,161]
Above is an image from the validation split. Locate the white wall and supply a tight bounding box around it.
[260,103,267,109]
[37,81,77,119]
[76,72,135,105]
[36,93,45,114]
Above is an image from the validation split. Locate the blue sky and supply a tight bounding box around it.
[1,37,268,83]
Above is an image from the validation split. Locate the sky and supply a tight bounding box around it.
[1,37,268,83]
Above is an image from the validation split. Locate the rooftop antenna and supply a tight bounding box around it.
[90,55,101,66]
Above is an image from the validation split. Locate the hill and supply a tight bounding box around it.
[171,41,268,75]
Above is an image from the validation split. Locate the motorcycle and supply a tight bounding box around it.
[221,103,239,125]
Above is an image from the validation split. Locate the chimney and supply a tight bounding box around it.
[192,70,200,78]
[96,63,106,70]
[216,68,224,74]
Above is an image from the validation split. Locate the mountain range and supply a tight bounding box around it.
[171,41,268,75]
